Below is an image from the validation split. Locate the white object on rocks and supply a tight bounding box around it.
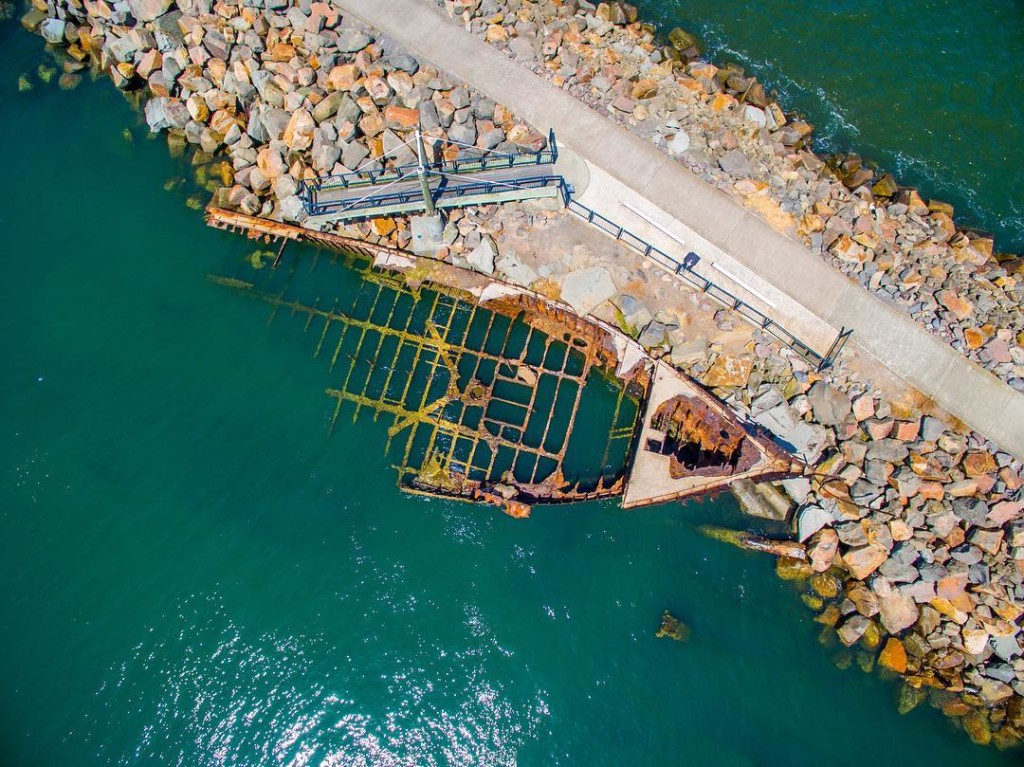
[668,132,690,155]
[743,105,767,127]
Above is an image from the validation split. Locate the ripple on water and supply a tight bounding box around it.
[88,594,548,766]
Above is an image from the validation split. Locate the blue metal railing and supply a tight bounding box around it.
[564,198,837,369]
[302,128,559,198]
[306,174,566,217]
[295,146,839,368]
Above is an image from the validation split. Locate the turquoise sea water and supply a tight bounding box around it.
[0,12,1019,767]
[637,0,1024,253]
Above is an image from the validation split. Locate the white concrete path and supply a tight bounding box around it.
[339,0,1024,459]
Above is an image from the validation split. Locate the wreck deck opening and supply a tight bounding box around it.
[209,241,641,503]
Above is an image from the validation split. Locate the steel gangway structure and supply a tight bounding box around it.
[299,130,568,223]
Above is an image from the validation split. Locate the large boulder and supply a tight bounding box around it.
[875,581,919,634]
[807,383,851,426]
[843,545,887,580]
[718,149,752,178]
[466,235,497,275]
[39,18,66,44]
[559,267,616,316]
[283,109,315,150]
[754,402,828,464]
[702,354,753,388]
[797,505,833,542]
[336,30,371,53]
[129,0,173,22]
[144,97,188,131]
[313,92,346,123]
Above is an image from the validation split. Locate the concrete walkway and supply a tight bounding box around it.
[338,0,1024,460]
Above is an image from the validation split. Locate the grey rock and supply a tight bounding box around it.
[495,252,539,287]
[39,18,66,44]
[333,95,362,127]
[902,580,937,603]
[836,521,869,547]
[753,402,828,464]
[419,100,440,132]
[878,557,919,584]
[279,194,307,223]
[751,387,784,414]
[670,339,708,366]
[273,174,299,199]
[718,149,752,178]
[668,131,691,155]
[388,53,420,74]
[991,634,1023,662]
[336,30,371,53]
[311,143,340,172]
[559,266,617,316]
[949,543,983,565]
[917,562,947,582]
[967,562,990,584]
[921,415,947,442]
[1008,521,1024,548]
[781,477,811,504]
[637,320,668,349]
[382,129,416,166]
[984,663,1017,683]
[128,0,172,22]
[807,382,852,426]
[952,498,989,528]
[466,235,497,275]
[261,107,291,142]
[866,438,909,463]
[340,139,370,170]
[797,505,833,542]
[313,91,345,123]
[508,36,536,61]
[616,295,650,328]
[849,480,883,506]
[144,97,188,131]
[447,120,477,146]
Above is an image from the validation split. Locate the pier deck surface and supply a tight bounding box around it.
[338,0,1024,459]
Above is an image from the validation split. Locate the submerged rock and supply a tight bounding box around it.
[897,683,927,714]
[656,611,690,642]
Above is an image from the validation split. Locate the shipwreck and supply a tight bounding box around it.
[206,208,802,516]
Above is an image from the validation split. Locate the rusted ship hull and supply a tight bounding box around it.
[205,208,801,515]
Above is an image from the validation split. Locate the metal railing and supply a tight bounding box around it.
[306,174,566,218]
[302,129,559,196]
[564,198,840,369]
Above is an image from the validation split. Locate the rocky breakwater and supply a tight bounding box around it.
[21,0,548,256]
[664,313,1024,746]
[429,0,1023,391]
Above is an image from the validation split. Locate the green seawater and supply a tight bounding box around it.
[0,14,1018,767]
[637,0,1024,252]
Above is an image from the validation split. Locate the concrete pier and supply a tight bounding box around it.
[339,0,1024,459]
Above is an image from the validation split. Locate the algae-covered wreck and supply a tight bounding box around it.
[208,209,801,516]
